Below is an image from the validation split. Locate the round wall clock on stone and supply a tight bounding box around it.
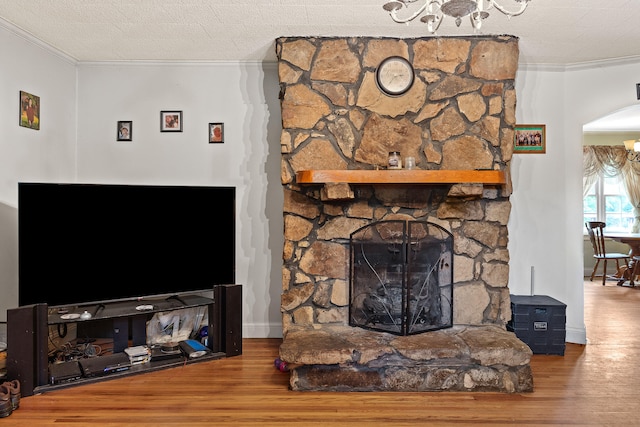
[375,56,415,96]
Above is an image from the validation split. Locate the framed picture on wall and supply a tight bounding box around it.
[161,111,182,132]
[117,121,132,141]
[19,91,40,130]
[514,124,546,154]
[209,123,224,143]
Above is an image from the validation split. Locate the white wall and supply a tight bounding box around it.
[508,67,585,341]
[509,59,640,345]
[4,21,640,342]
[74,62,284,338]
[0,21,285,338]
[0,21,77,338]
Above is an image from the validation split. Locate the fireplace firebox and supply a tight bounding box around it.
[349,220,453,336]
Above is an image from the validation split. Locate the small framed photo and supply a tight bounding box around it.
[19,91,40,130]
[117,121,132,141]
[161,111,182,132]
[514,124,546,154]
[209,123,224,143]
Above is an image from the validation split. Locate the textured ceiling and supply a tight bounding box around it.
[1,0,640,66]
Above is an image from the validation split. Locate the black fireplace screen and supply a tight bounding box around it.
[349,220,453,335]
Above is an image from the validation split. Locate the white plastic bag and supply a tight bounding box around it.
[146,307,206,345]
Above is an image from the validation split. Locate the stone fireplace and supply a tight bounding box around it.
[276,35,533,392]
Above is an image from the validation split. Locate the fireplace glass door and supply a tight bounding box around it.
[349,220,453,335]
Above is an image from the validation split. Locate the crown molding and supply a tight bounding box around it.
[0,17,77,65]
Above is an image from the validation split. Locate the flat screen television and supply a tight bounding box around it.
[18,182,235,308]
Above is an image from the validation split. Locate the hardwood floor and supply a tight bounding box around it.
[6,281,640,426]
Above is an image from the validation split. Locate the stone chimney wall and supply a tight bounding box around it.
[277,36,518,336]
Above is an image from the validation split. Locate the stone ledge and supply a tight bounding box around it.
[279,325,533,393]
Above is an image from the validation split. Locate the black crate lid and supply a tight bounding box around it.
[510,294,566,307]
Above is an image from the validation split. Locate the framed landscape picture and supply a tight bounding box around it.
[19,91,40,130]
[514,124,546,154]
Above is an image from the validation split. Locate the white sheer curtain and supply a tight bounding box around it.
[583,146,640,232]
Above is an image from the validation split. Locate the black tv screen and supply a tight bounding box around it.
[18,182,235,308]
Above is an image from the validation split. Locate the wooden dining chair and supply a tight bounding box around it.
[585,221,630,285]
[627,255,640,287]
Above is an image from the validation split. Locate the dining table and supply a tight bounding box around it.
[605,232,640,286]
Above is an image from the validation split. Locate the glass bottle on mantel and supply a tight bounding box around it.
[388,151,402,169]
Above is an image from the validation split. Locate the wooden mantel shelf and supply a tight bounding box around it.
[296,170,506,185]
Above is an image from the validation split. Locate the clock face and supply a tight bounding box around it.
[376,56,415,96]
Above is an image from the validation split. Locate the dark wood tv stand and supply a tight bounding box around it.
[6,284,242,396]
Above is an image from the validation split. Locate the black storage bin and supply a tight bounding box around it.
[507,294,566,356]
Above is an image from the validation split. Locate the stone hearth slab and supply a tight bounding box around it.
[279,325,533,393]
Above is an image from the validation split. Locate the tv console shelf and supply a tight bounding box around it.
[6,284,242,396]
[48,294,216,325]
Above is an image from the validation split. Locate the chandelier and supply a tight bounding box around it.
[382,0,531,33]
[623,140,640,162]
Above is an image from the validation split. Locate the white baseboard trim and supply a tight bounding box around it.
[243,322,282,339]
[566,326,587,345]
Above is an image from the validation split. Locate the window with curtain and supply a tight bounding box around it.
[583,145,640,233]
[583,174,633,231]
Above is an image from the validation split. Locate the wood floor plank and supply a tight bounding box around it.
[5,280,640,426]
